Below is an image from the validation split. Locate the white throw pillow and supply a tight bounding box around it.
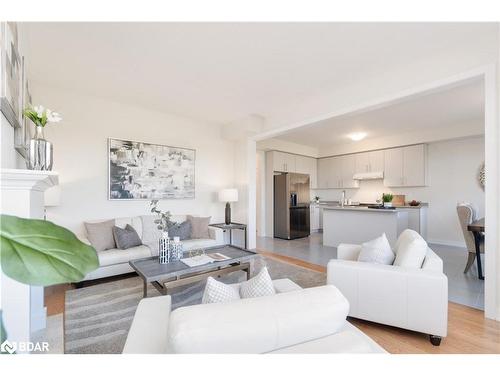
[239,267,276,299]
[393,229,428,269]
[201,276,241,304]
[357,233,395,265]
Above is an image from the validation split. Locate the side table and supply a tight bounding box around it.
[209,222,247,249]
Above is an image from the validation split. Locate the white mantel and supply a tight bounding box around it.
[0,169,59,352]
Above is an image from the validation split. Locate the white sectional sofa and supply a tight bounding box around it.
[327,243,448,345]
[82,215,225,281]
[123,279,387,354]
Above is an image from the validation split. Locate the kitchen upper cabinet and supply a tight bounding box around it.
[355,150,384,173]
[403,145,427,186]
[340,155,359,188]
[383,148,404,186]
[296,155,317,189]
[317,158,330,189]
[317,156,357,189]
[384,144,427,187]
[272,151,296,173]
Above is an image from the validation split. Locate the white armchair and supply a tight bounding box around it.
[327,243,448,346]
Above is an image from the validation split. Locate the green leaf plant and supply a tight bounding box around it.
[0,215,99,349]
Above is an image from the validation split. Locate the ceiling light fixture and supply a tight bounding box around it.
[348,132,367,141]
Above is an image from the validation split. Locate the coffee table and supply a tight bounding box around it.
[129,245,259,297]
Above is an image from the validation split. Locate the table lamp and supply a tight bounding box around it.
[218,188,238,225]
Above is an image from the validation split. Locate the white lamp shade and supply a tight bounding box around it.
[218,188,238,203]
[44,186,61,207]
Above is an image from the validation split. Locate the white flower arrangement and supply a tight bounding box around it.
[23,105,62,127]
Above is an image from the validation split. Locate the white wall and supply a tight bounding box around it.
[32,83,236,236]
[314,136,485,247]
[1,114,25,168]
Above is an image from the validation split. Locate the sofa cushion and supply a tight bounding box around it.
[239,267,276,299]
[168,285,349,354]
[140,215,162,245]
[97,245,152,267]
[357,233,395,265]
[84,219,116,251]
[202,276,241,304]
[182,239,219,252]
[187,215,211,239]
[393,229,428,269]
[168,220,192,241]
[113,224,143,250]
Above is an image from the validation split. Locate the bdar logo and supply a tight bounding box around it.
[1,340,16,354]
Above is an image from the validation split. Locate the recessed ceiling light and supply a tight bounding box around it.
[348,132,367,141]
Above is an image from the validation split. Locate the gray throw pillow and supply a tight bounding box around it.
[187,215,211,239]
[168,221,192,240]
[113,224,142,250]
[84,219,116,251]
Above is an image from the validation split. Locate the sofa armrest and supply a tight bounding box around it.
[337,244,362,261]
[208,226,225,245]
[327,259,448,337]
[123,295,172,354]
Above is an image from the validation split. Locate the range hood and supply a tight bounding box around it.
[353,171,384,180]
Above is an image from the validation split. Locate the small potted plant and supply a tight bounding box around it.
[382,193,393,208]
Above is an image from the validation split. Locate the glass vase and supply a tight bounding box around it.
[27,126,53,171]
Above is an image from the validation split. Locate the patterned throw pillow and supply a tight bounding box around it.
[239,267,276,299]
[202,277,241,304]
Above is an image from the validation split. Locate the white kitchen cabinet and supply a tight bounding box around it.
[384,145,427,187]
[310,205,320,233]
[271,151,296,173]
[317,158,332,188]
[403,145,427,187]
[355,150,384,173]
[272,151,287,172]
[383,148,404,186]
[340,154,359,189]
[296,155,317,188]
[317,156,357,189]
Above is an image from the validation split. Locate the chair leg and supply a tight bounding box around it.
[429,335,442,346]
[464,252,475,273]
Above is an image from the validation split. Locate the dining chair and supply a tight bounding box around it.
[456,203,484,273]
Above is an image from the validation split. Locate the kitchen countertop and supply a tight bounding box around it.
[313,202,428,209]
[322,206,401,213]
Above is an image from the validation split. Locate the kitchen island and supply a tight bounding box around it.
[323,206,409,247]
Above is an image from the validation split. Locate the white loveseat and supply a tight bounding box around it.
[327,243,448,346]
[82,215,225,281]
[123,279,387,354]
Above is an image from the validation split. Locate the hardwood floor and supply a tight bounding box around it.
[258,248,500,354]
[45,250,500,354]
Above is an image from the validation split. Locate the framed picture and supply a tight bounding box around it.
[0,22,22,129]
[14,55,29,157]
[108,138,196,200]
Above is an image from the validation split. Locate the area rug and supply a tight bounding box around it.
[64,257,326,354]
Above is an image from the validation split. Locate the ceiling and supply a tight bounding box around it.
[274,78,485,148]
[23,22,495,126]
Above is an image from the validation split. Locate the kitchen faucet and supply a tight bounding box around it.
[341,190,346,207]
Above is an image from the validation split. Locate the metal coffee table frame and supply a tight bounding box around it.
[129,245,258,298]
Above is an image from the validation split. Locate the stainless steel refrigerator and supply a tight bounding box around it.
[274,173,310,240]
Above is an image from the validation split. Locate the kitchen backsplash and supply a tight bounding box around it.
[314,179,424,204]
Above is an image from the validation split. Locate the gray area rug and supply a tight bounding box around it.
[64,257,326,354]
